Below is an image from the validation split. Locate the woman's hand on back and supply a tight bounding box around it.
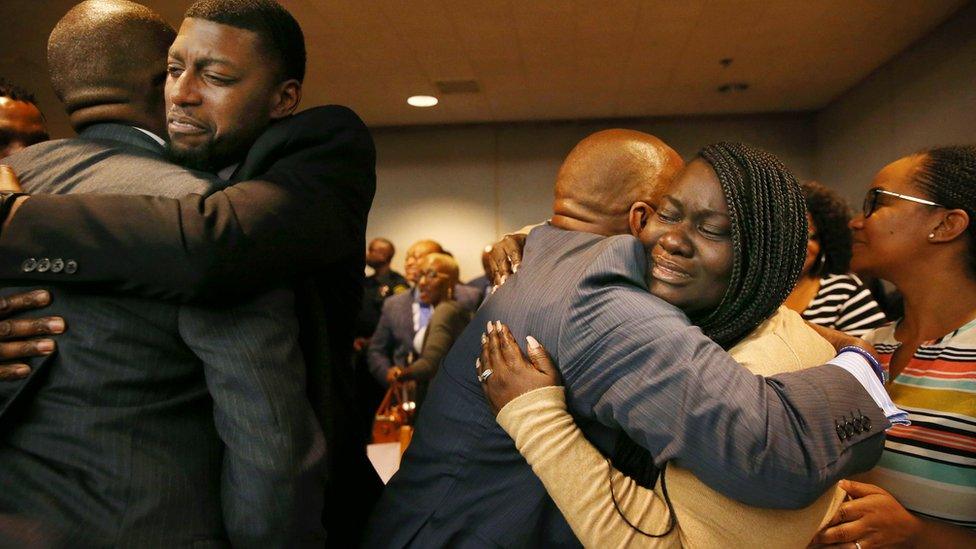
[477,321,560,415]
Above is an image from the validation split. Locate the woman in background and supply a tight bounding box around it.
[387,253,472,407]
[811,146,976,547]
[785,180,887,336]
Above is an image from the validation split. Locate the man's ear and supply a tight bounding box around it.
[270,79,302,119]
[930,209,970,242]
[628,202,653,238]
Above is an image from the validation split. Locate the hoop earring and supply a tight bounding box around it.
[814,252,827,276]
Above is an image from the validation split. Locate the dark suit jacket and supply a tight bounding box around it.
[366,292,416,385]
[0,106,380,545]
[0,124,325,547]
[0,106,374,305]
[364,224,888,548]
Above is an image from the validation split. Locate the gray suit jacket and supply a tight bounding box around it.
[365,224,887,548]
[0,125,324,547]
[366,291,415,385]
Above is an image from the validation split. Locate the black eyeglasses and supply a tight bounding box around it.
[861,188,946,218]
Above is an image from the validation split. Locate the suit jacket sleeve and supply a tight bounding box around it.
[0,106,375,304]
[178,288,326,546]
[367,299,397,386]
[409,301,471,381]
[559,239,888,510]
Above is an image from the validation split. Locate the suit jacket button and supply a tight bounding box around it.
[835,423,847,441]
[862,416,872,432]
[36,258,52,273]
[50,258,65,273]
[64,260,78,274]
[21,258,38,272]
[844,420,856,437]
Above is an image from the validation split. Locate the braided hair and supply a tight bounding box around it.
[695,142,808,348]
[803,181,853,276]
[913,145,976,276]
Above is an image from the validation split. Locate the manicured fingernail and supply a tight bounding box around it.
[512,263,519,274]
[33,290,51,304]
[37,339,56,353]
[494,321,502,332]
[490,285,498,294]
[486,321,494,334]
[526,336,540,350]
[47,318,65,333]
[13,365,30,376]
[481,333,487,345]
[500,275,507,285]
[475,358,481,369]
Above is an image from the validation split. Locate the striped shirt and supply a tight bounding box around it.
[801,273,888,337]
[859,319,976,529]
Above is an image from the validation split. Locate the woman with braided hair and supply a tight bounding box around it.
[811,147,976,548]
[475,142,849,547]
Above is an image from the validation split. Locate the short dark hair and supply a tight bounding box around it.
[0,78,39,105]
[696,142,808,348]
[185,0,306,83]
[912,145,976,276]
[802,180,853,276]
[371,237,396,256]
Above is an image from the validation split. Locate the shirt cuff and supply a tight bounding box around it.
[828,351,910,427]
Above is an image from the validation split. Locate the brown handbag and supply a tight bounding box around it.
[372,380,417,452]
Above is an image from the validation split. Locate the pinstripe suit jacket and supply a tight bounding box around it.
[365,224,888,548]
[0,125,325,548]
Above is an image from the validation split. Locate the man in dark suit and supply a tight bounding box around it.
[364,130,903,547]
[0,0,379,545]
[0,1,328,546]
[356,237,410,350]
[466,246,494,301]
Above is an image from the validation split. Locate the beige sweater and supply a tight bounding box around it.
[496,306,846,548]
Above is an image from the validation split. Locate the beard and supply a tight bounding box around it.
[166,123,265,173]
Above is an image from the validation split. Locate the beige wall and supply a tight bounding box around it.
[370,113,816,280]
[816,2,976,205]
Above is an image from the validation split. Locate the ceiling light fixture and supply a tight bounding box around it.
[407,95,438,107]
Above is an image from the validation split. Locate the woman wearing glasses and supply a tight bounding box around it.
[811,146,976,547]
[784,181,888,336]
[386,253,473,408]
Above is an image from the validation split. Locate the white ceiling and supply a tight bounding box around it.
[1,0,968,133]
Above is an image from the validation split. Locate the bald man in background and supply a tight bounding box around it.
[366,129,892,547]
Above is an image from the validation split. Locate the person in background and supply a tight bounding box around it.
[354,237,409,437]
[355,237,409,351]
[785,180,887,337]
[387,253,472,407]
[812,146,976,548]
[466,246,494,300]
[0,79,48,159]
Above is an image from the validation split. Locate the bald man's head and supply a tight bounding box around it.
[48,0,175,135]
[405,239,444,284]
[552,129,683,236]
